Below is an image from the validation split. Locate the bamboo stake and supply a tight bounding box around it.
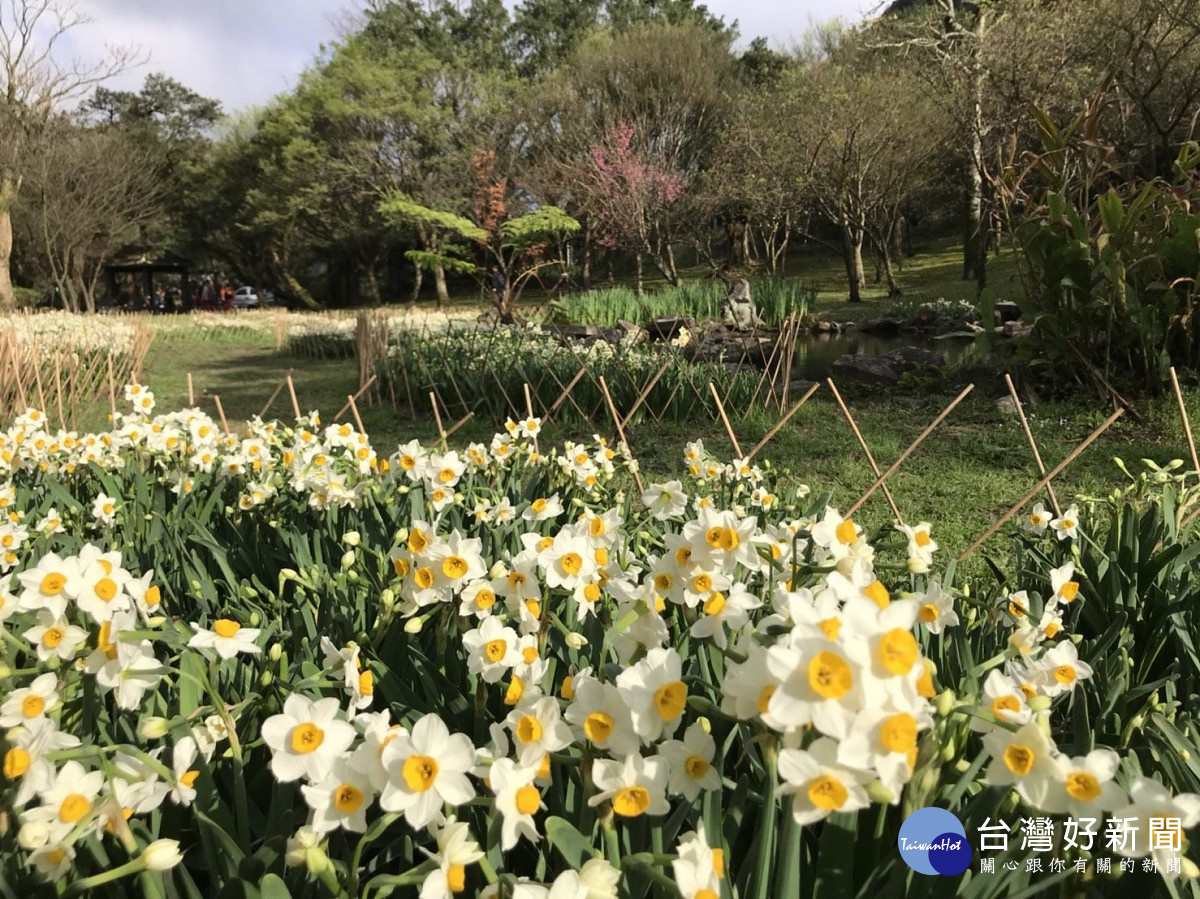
[53,357,65,431]
[258,373,290,419]
[847,384,975,517]
[546,364,589,421]
[430,391,447,451]
[750,320,789,411]
[334,374,378,421]
[105,352,116,420]
[187,372,195,407]
[747,381,821,462]
[347,394,366,434]
[444,411,475,440]
[1170,366,1200,476]
[599,375,644,494]
[958,407,1126,561]
[32,357,47,416]
[708,381,744,458]
[522,382,541,457]
[825,378,904,523]
[621,357,673,429]
[1005,373,1060,516]
[286,374,302,421]
[213,395,231,435]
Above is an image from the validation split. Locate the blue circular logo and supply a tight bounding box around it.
[898,808,970,875]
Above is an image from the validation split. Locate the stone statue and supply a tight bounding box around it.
[721,278,761,330]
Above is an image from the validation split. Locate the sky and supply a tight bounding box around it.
[56,0,875,114]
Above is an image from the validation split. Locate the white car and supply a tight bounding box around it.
[233,286,260,308]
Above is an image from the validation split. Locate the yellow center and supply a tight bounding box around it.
[290,722,325,754]
[1059,582,1079,602]
[583,583,601,602]
[359,670,374,696]
[522,647,538,665]
[879,712,918,754]
[692,573,713,593]
[22,695,45,718]
[1003,744,1035,776]
[684,756,711,780]
[515,785,541,815]
[1044,621,1061,638]
[408,529,429,553]
[1066,771,1100,802]
[584,712,614,743]
[560,552,583,575]
[214,619,241,638]
[877,629,919,676]
[402,755,439,791]
[145,585,161,606]
[819,617,842,640]
[703,592,727,616]
[1054,665,1077,685]
[180,769,200,788]
[807,775,848,810]
[442,556,468,579]
[914,531,932,547]
[334,783,365,813]
[654,573,673,592]
[40,572,67,595]
[3,747,31,779]
[992,695,1020,718]
[515,716,543,745]
[484,639,507,663]
[438,468,455,483]
[757,685,776,715]
[808,651,853,700]
[531,499,547,513]
[42,627,65,649]
[835,520,857,544]
[475,589,496,610]
[447,864,466,893]
[675,547,692,566]
[1063,519,1075,530]
[863,581,889,609]
[414,567,435,589]
[654,681,688,720]
[918,603,940,623]
[59,794,90,824]
[612,786,651,817]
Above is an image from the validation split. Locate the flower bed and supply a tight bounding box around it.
[0,390,1198,896]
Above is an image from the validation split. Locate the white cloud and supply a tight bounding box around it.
[45,0,871,113]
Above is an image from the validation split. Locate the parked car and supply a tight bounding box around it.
[233,286,260,308]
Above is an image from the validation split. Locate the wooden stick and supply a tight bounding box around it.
[546,363,589,422]
[708,381,744,458]
[1170,366,1200,476]
[32,357,47,416]
[430,391,447,451]
[105,352,116,420]
[53,357,65,431]
[346,394,367,434]
[847,384,975,517]
[957,407,1126,561]
[258,373,290,419]
[286,373,302,421]
[523,382,536,421]
[213,394,230,435]
[187,372,195,407]
[599,375,644,494]
[1005,373,1060,516]
[748,381,821,461]
[621,357,672,429]
[444,410,475,440]
[825,378,904,523]
[334,374,378,421]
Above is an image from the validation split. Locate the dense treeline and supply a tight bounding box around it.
[2,0,1200,312]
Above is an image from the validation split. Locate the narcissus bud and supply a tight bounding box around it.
[866,780,896,805]
[140,839,184,871]
[342,531,361,547]
[139,717,169,740]
[935,689,957,718]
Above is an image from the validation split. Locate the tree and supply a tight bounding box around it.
[0,0,138,308]
[24,118,164,312]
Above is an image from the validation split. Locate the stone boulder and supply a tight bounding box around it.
[646,315,695,341]
[831,345,946,384]
[721,279,763,331]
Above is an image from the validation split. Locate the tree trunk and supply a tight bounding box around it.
[433,264,449,308]
[963,45,986,281]
[841,217,864,303]
[364,264,382,306]
[881,242,900,298]
[410,265,423,305]
[581,221,592,289]
[0,202,15,310]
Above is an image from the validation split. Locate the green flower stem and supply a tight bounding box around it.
[63,858,144,895]
[750,737,778,899]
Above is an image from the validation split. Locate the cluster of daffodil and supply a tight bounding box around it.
[0,312,142,355]
[1,385,1199,896]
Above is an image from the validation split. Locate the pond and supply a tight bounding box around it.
[789,330,977,381]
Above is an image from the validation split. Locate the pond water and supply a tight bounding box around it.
[788,330,977,381]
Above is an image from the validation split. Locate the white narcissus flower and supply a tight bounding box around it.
[914,581,959,635]
[971,670,1032,733]
[92,492,118,526]
[657,722,721,801]
[1039,749,1126,817]
[21,760,105,843]
[982,721,1061,808]
[261,695,357,784]
[0,672,60,728]
[642,480,688,521]
[462,616,521,684]
[506,696,573,766]
[1050,504,1081,541]
[1024,502,1051,534]
[565,676,641,758]
[419,817,485,899]
[489,758,542,850]
[188,618,262,659]
[1029,640,1093,697]
[301,759,376,834]
[380,713,476,829]
[587,754,669,819]
[15,552,81,618]
[1110,777,1200,877]
[22,610,86,663]
[1050,561,1080,605]
[778,736,871,825]
[837,705,933,797]
[3,718,81,808]
[615,646,689,743]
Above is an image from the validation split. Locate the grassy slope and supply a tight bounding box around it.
[134,239,1194,580]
